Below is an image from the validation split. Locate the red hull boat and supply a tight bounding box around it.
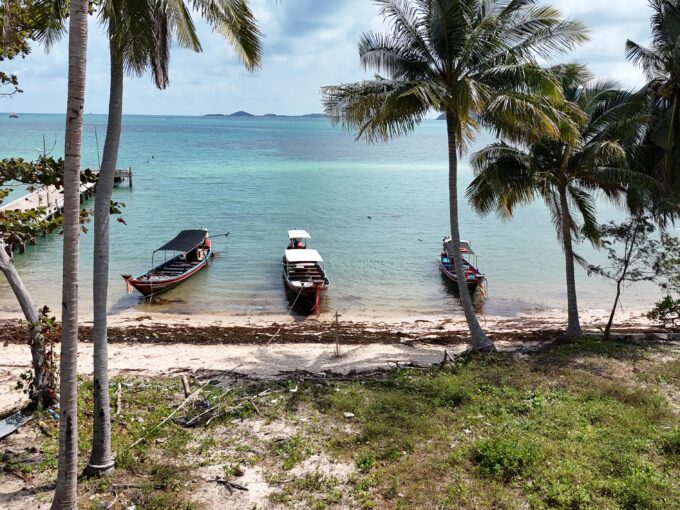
[122,229,216,297]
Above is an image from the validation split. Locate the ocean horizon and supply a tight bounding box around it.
[0,113,668,319]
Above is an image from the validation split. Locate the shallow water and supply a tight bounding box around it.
[0,113,665,318]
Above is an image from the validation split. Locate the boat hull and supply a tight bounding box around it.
[439,262,480,293]
[124,245,212,297]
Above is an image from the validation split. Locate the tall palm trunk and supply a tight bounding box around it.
[446,115,494,351]
[84,45,122,477]
[51,0,88,507]
[0,242,52,408]
[558,186,582,337]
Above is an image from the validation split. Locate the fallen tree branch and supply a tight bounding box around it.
[129,380,211,448]
[211,478,249,494]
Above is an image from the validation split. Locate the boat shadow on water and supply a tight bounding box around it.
[439,272,486,311]
[284,286,331,317]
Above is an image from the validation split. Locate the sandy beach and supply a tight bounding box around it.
[0,305,660,414]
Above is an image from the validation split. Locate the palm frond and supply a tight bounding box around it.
[30,0,68,49]
[374,0,436,65]
[359,30,431,79]
[467,142,535,218]
[322,78,437,143]
[567,184,600,245]
[625,40,666,81]
[498,5,589,62]
[190,0,262,71]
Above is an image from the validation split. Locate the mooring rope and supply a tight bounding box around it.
[265,285,306,346]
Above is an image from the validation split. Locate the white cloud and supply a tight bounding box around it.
[1,0,654,115]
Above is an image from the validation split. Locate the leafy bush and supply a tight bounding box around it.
[647,295,680,329]
[606,465,675,510]
[355,450,376,473]
[661,427,680,456]
[473,435,540,480]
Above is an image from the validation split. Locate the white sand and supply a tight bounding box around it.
[1,340,467,413]
[0,304,654,331]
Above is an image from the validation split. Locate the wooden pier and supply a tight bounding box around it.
[1,168,132,254]
[114,167,133,187]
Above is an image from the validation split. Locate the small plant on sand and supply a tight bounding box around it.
[271,434,310,470]
[648,233,680,328]
[355,450,376,473]
[473,435,540,481]
[661,427,680,456]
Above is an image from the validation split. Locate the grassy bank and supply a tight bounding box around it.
[1,336,679,509]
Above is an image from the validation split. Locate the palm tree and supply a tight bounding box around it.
[84,0,261,476]
[626,0,680,196]
[467,64,646,336]
[51,0,88,506]
[322,0,587,351]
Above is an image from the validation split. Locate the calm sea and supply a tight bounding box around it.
[0,113,666,319]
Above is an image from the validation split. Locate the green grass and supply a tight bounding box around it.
[2,335,678,509]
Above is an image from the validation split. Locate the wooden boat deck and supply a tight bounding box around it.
[288,263,327,283]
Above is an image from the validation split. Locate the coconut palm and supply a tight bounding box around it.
[626,0,680,196]
[85,0,261,476]
[467,64,647,336]
[51,0,88,506]
[322,0,587,351]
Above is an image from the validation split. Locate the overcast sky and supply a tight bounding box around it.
[3,0,655,116]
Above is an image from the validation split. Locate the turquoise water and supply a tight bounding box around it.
[0,113,663,318]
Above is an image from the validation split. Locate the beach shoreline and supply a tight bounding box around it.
[0,304,657,333]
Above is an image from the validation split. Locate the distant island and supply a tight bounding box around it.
[204,111,327,118]
[437,113,446,120]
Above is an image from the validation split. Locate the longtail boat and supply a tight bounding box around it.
[122,229,216,297]
[439,237,487,296]
[282,229,330,313]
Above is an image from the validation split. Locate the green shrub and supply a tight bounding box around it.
[356,450,376,473]
[661,427,680,456]
[606,465,675,510]
[473,435,540,480]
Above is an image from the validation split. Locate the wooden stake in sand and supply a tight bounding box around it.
[115,382,122,416]
[181,375,191,398]
[333,311,342,358]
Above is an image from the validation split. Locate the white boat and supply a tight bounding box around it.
[282,229,330,312]
[8,112,19,119]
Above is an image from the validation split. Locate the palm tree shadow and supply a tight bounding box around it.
[0,482,56,507]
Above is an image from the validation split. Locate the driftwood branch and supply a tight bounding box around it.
[129,380,212,448]
[211,479,249,494]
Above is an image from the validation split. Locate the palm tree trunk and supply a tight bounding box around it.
[0,241,53,408]
[51,0,88,507]
[84,44,123,477]
[445,115,494,351]
[558,186,582,337]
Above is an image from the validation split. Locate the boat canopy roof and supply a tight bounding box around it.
[444,238,475,255]
[155,229,207,253]
[284,248,323,263]
[288,229,311,240]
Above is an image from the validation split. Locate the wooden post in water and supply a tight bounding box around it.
[129,167,133,188]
